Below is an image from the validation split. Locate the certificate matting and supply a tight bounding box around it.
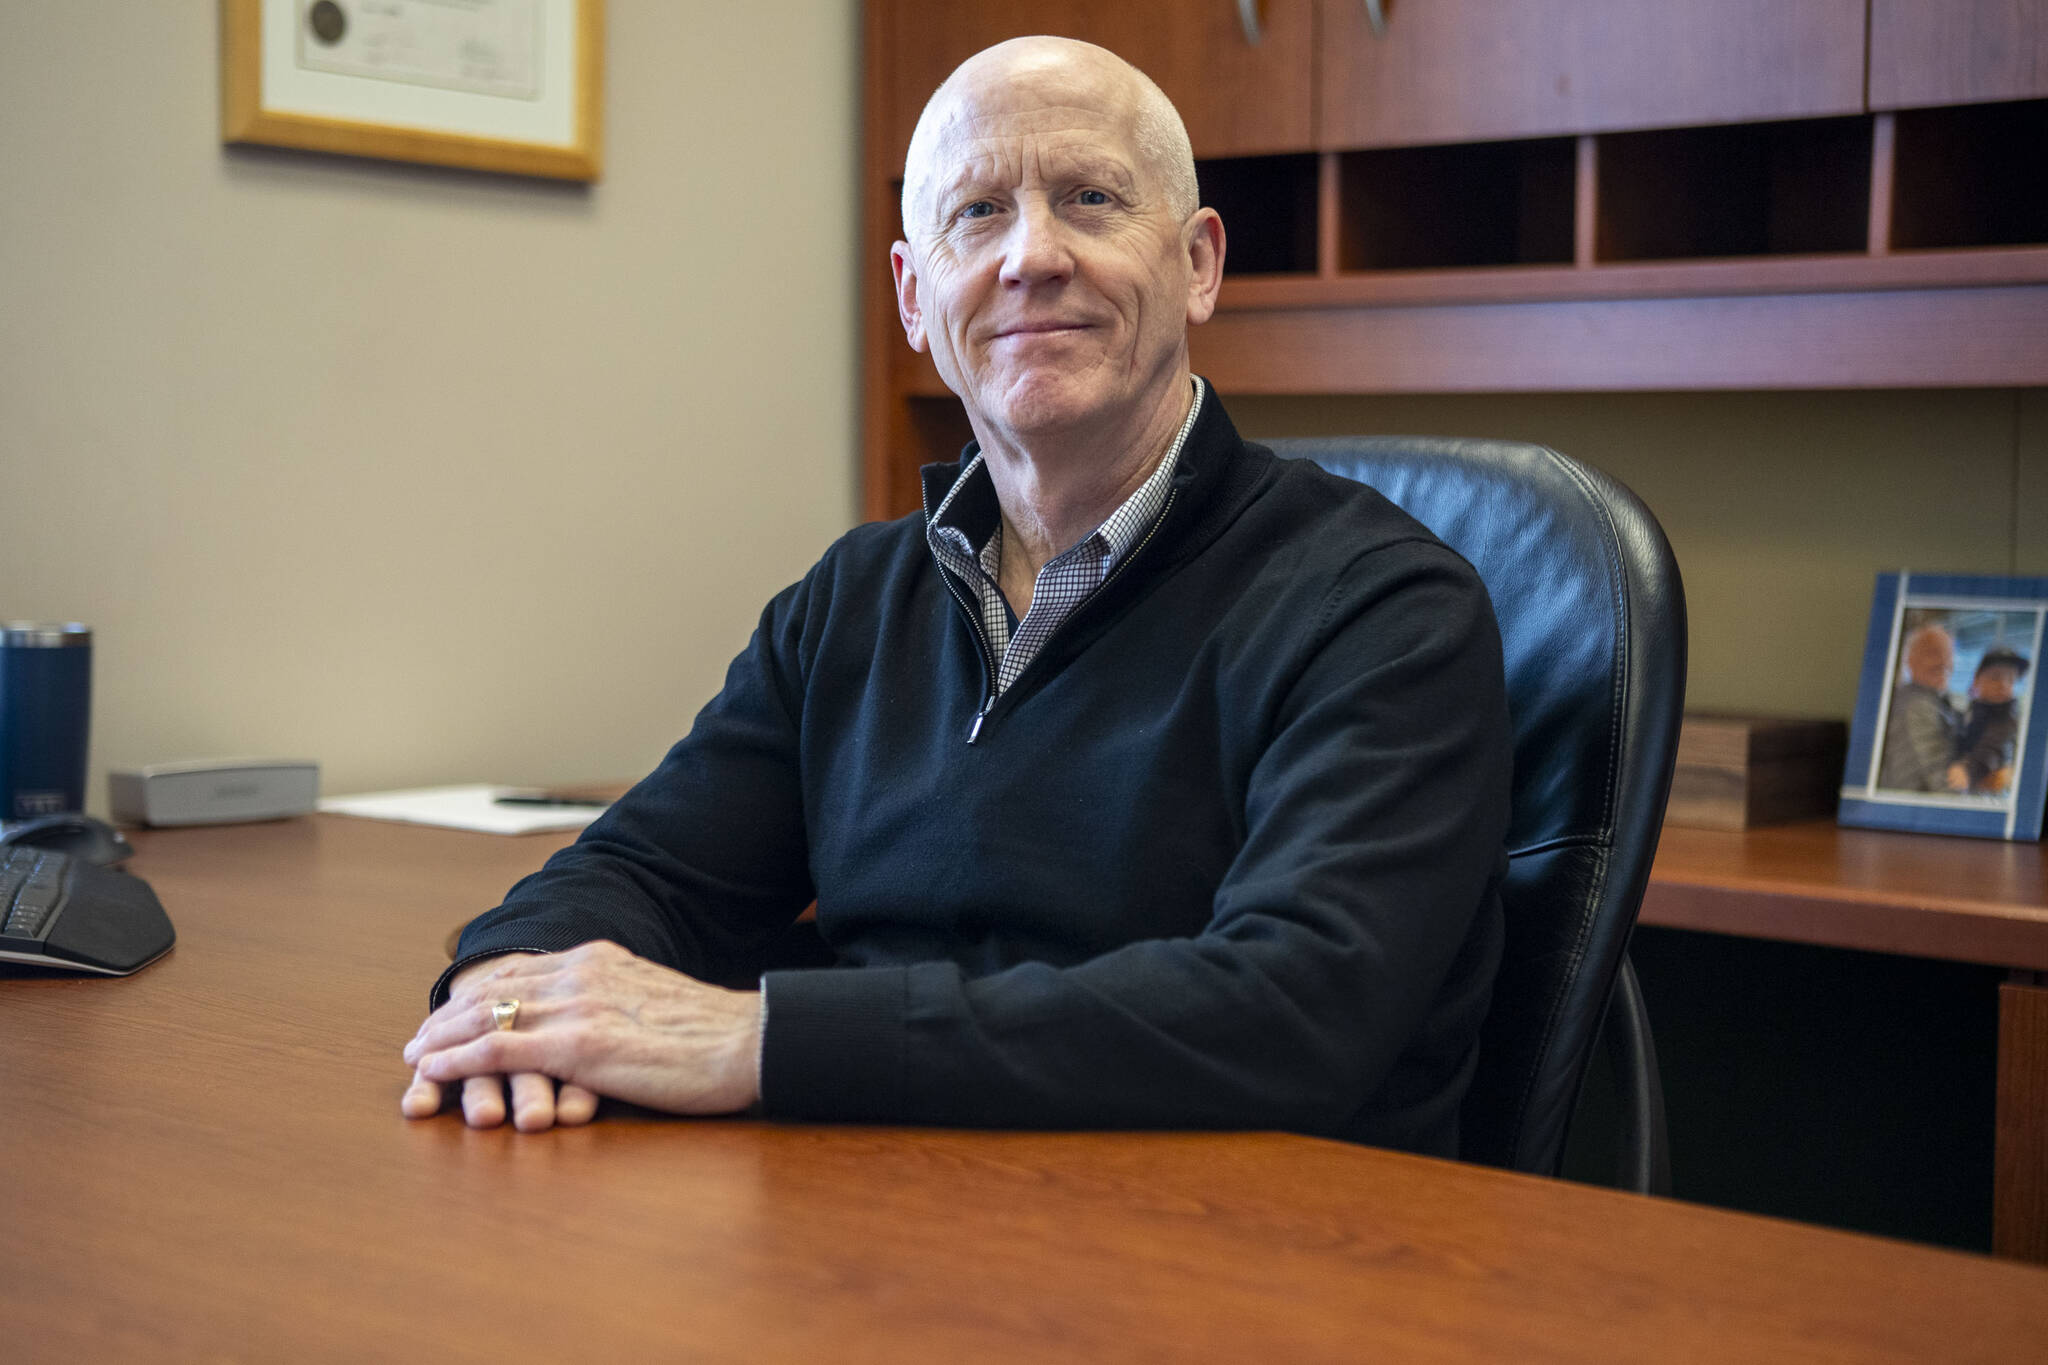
[221,0,603,181]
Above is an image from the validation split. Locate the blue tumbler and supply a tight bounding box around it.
[0,622,93,821]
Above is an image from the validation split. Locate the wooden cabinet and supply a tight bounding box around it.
[1320,0,1868,149]
[882,1,1877,161]
[879,0,1313,165]
[861,1,2048,521]
[1871,0,2048,109]
[1643,819,2048,1261]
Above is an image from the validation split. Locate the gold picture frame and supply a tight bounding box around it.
[221,0,603,182]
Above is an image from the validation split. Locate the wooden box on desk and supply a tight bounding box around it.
[1667,713,1848,830]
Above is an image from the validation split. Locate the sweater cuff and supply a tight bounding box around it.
[427,946,557,1011]
[429,909,611,1008]
[758,965,909,1121]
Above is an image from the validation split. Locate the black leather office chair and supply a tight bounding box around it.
[1268,437,1686,1194]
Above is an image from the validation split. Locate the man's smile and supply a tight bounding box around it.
[989,320,1095,342]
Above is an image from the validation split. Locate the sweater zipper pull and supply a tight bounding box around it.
[967,699,991,744]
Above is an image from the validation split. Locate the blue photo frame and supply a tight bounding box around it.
[1840,571,2048,840]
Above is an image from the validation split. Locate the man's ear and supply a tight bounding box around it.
[1183,208,1226,327]
[891,241,927,353]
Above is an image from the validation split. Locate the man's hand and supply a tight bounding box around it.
[401,952,593,1130]
[400,942,762,1131]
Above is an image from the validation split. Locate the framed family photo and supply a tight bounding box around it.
[221,0,604,181]
[1840,571,2048,840]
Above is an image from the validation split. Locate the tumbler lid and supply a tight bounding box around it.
[1,622,91,647]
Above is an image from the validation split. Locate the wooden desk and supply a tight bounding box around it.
[6,815,2048,1361]
[1645,820,2048,1262]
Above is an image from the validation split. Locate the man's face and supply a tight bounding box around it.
[1907,632,1954,690]
[891,58,1215,441]
[1976,664,2019,704]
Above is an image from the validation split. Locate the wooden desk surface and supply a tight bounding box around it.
[6,814,2048,1362]
[1645,819,2048,970]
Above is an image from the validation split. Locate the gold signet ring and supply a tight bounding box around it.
[491,1000,520,1031]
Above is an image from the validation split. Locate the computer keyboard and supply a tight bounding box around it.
[0,844,176,975]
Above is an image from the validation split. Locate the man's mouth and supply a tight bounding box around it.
[993,321,1089,340]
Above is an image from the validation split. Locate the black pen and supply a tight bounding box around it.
[493,790,613,808]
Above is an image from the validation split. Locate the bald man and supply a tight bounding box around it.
[402,38,1512,1157]
[1879,623,1962,791]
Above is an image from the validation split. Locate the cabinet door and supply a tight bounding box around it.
[1871,0,2048,109]
[1320,0,1867,149]
[882,0,1314,169]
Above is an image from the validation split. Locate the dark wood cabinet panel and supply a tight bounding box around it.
[1321,0,1867,149]
[882,0,1313,167]
[1997,980,2048,1261]
[1871,0,2048,109]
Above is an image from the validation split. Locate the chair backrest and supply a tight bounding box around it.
[1268,437,1687,1176]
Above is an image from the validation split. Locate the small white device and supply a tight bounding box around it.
[107,758,321,827]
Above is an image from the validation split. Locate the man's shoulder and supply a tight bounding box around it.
[761,507,940,632]
[1230,442,1480,581]
[802,507,933,583]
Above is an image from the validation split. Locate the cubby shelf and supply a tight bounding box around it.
[1338,138,1577,271]
[1195,154,1320,276]
[1202,100,2048,287]
[1596,117,1872,262]
[1893,100,2048,251]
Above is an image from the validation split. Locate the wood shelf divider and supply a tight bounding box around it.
[1574,134,1598,269]
[1869,111,1897,255]
[1317,151,1342,280]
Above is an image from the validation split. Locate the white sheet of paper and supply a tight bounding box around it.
[319,784,603,834]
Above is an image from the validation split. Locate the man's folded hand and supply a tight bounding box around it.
[401,941,762,1131]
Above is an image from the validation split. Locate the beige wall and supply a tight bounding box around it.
[1230,389,2048,722]
[1,2,860,810]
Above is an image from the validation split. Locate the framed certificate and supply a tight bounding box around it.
[1839,570,2048,841]
[221,0,603,181]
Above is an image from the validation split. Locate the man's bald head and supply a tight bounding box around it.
[900,37,1198,246]
[1905,623,1956,689]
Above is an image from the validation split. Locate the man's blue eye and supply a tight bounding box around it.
[960,202,995,219]
[1077,190,1110,205]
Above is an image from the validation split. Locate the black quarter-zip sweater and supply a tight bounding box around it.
[443,385,1513,1156]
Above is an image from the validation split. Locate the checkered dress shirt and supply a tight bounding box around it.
[927,378,1205,696]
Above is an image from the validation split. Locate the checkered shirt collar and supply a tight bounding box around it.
[927,378,1203,694]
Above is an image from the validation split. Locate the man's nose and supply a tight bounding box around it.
[998,201,1073,285]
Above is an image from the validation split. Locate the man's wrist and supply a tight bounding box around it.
[430,947,550,1010]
